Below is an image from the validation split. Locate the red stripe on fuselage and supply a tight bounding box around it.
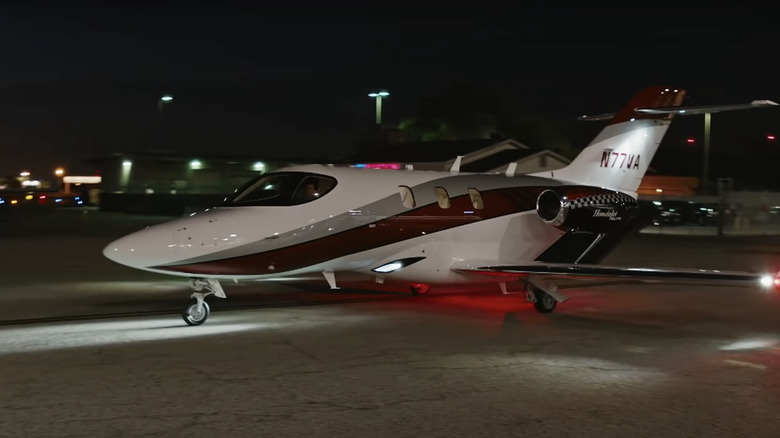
[151,185,608,276]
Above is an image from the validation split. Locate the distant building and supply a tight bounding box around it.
[88,151,321,215]
[89,151,319,195]
[344,137,571,174]
[636,175,701,198]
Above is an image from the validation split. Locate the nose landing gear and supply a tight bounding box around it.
[182,278,226,326]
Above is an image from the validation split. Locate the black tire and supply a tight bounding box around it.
[182,299,210,326]
[532,287,557,313]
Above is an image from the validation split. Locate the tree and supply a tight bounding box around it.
[400,83,506,141]
[400,82,577,156]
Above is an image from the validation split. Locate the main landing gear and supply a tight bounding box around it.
[182,278,226,326]
[498,275,568,314]
[527,283,557,313]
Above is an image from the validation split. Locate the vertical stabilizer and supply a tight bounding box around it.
[540,86,686,197]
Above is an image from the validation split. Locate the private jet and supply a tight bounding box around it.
[103,86,780,325]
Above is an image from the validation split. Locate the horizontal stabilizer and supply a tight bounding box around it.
[577,112,617,121]
[578,99,778,121]
[636,99,778,115]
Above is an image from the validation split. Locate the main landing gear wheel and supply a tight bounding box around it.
[182,299,211,326]
[531,286,557,314]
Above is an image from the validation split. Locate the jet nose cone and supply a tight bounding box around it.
[103,224,177,269]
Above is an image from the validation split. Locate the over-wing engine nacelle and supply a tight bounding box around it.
[535,188,638,233]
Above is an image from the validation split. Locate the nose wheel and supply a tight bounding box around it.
[183,299,211,326]
[182,278,226,326]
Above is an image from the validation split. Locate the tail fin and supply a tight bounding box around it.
[536,86,778,197]
[542,86,685,197]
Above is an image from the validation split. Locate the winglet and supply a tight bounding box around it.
[449,156,463,173]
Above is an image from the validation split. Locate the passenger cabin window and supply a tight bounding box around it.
[223,172,337,206]
[467,188,484,209]
[433,187,451,209]
[398,185,416,208]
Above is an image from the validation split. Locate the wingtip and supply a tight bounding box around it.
[751,99,779,107]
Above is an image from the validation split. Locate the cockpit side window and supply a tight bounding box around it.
[291,176,337,205]
[223,172,337,207]
[229,173,293,204]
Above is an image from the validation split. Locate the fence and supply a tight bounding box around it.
[639,191,780,236]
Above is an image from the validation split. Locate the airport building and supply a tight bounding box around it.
[88,138,571,215]
[89,151,320,215]
[86,138,704,217]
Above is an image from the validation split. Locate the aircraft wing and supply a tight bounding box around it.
[451,260,777,290]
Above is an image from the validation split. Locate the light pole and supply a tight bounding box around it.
[54,167,65,192]
[158,94,173,115]
[702,112,711,195]
[368,91,389,125]
[157,95,174,149]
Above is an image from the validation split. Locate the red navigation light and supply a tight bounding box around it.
[767,134,775,141]
[686,138,696,144]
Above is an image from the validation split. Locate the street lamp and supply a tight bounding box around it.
[702,112,711,195]
[54,167,65,192]
[368,91,389,125]
[158,94,173,114]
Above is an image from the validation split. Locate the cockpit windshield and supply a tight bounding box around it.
[222,172,337,207]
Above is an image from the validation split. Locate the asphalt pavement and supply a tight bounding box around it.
[1,207,780,438]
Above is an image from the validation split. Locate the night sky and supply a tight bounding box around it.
[1,1,778,179]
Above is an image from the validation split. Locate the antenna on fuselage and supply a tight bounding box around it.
[449,156,463,174]
[505,162,517,177]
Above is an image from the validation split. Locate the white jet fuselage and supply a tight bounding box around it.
[103,165,582,286]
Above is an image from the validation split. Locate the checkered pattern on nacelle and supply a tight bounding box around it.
[567,192,637,209]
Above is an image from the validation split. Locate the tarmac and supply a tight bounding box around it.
[2,207,780,437]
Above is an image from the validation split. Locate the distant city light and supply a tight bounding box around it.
[252,162,266,172]
[161,95,173,102]
[64,176,102,184]
[54,168,64,176]
[189,160,203,170]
